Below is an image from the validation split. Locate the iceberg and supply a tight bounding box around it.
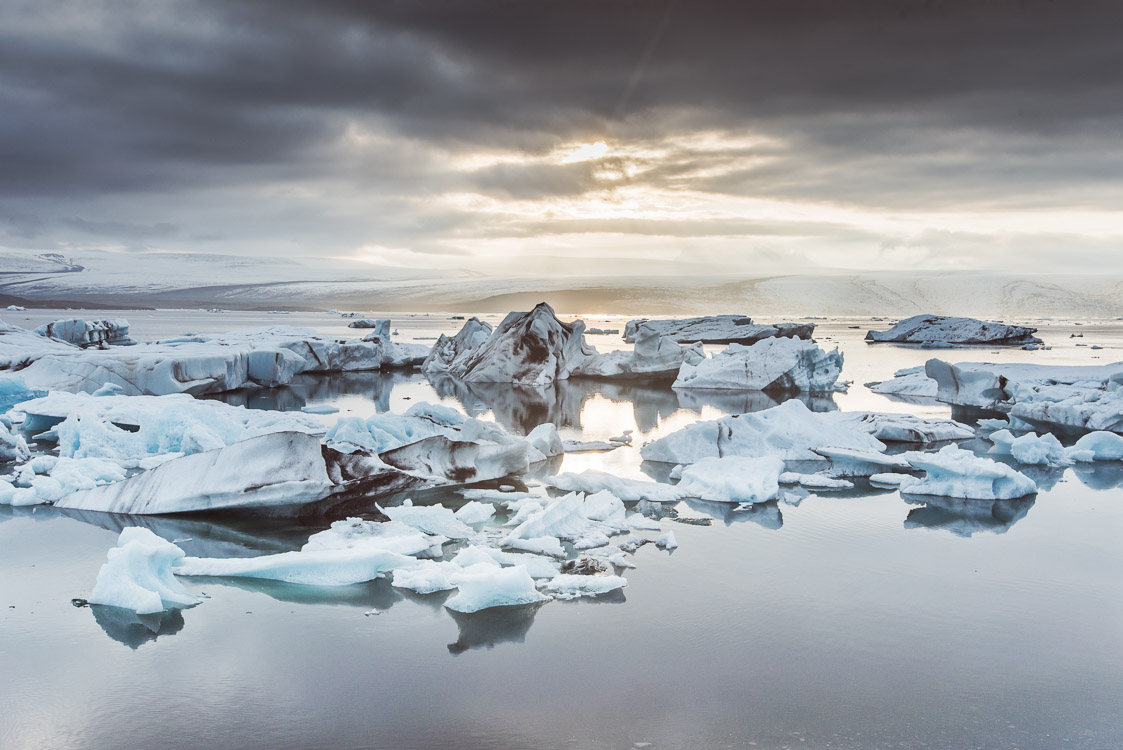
[451,303,596,386]
[35,318,135,347]
[897,445,1037,500]
[826,411,973,444]
[421,318,494,376]
[444,563,549,613]
[675,456,784,503]
[542,573,626,600]
[1,318,82,370]
[382,500,475,540]
[987,429,1071,467]
[672,337,844,392]
[16,391,324,465]
[1,420,29,463]
[623,316,814,345]
[867,366,938,400]
[641,399,885,464]
[347,319,391,335]
[544,470,684,503]
[1069,431,1123,461]
[55,432,420,514]
[175,547,417,586]
[576,325,703,379]
[812,447,911,477]
[866,315,1042,346]
[89,528,200,614]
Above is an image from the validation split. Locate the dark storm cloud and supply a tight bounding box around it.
[1,0,1121,262]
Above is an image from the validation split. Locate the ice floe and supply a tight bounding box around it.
[987,429,1072,467]
[672,337,844,393]
[544,470,683,502]
[577,324,703,379]
[90,527,201,614]
[35,318,136,348]
[674,456,784,503]
[623,316,814,345]
[896,445,1037,500]
[866,366,938,400]
[444,564,549,613]
[866,315,1042,346]
[827,411,973,444]
[640,399,885,464]
[542,573,626,600]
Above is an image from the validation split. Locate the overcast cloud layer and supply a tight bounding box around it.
[2,0,1122,276]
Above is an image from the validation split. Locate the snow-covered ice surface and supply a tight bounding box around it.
[4,312,1123,750]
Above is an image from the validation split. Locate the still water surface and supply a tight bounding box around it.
[1,311,1121,749]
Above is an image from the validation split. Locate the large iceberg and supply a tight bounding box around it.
[447,303,596,386]
[55,432,421,514]
[35,318,136,348]
[421,318,494,376]
[640,399,885,464]
[925,358,1123,433]
[89,527,201,614]
[896,445,1037,500]
[672,337,844,392]
[623,316,814,344]
[866,315,1042,346]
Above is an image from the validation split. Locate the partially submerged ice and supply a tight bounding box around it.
[987,429,1071,467]
[672,337,844,392]
[577,324,704,379]
[866,315,1042,346]
[866,366,938,400]
[895,444,1037,500]
[674,456,784,503]
[623,316,814,345]
[89,527,201,614]
[641,399,885,464]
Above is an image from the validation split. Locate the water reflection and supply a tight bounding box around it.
[1070,461,1123,490]
[682,498,784,529]
[902,495,1035,537]
[447,602,544,655]
[90,605,185,650]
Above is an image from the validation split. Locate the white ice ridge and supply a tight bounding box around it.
[1,455,125,507]
[421,317,494,376]
[826,412,973,444]
[623,316,814,344]
[0,420,29,462]
[89,528,201,614]
[895,445,1037,500]
[672,337,844,392]
[865,315,1042,346]
[641,399,885,464]
[15,391,323,466]
[925,359,1123,433]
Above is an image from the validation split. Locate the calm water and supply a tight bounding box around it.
[1,311,1121,749]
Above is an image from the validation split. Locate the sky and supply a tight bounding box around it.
[2,0,1123,278]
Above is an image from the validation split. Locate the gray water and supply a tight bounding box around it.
[1,312,1121,749]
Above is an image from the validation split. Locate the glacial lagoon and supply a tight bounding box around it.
[2,311,1121,750]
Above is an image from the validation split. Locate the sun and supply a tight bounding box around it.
[557,140,609,164]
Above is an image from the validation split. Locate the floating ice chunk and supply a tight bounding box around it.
[18,391,324,466]
[866,315,1041,346]
[451,546,560,578]
[421,318,494,376]
[866,366,938,399]
[322,401,463,454]
[382,501,475,540]
[869,473,908,487]
[812,447,911,477]
[624,513,662,531]
[454,501,496,525]
[641,399,885,464]
[303,518,445,557]
[827,411,973,444]
[525,423,564,462]
[504,492,596,543]
[624,316,813,345]
[898,445,1036,500]
[391,560,459,593]
[0,421,29,462]
[35,318,136,347]
[673,337,844,392]
[543,471,683,503]
[379,436,531,486]
[576,324,694,378]
[57,432,418,514]
[0,480,38,506]
[90,528,200,614]
[347,319,390,336]
[300,404,340,414]
[655,531,678,550]
[542,574,626,600]
[582,490,626,522]
[987,429,1071,467]
[454,303,596,386]
[1069,431,1123,461]
[562,439,622,453]
[778,472,855,490]
[175,547,417,586]
[502,535,565,557]
[675,456,784,503]
[444,563,550,613]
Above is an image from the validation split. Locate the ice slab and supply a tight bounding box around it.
[898,445,1037,500]
[624,316,814,344]
[673,337,844,393]
[866,315,1042,346]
